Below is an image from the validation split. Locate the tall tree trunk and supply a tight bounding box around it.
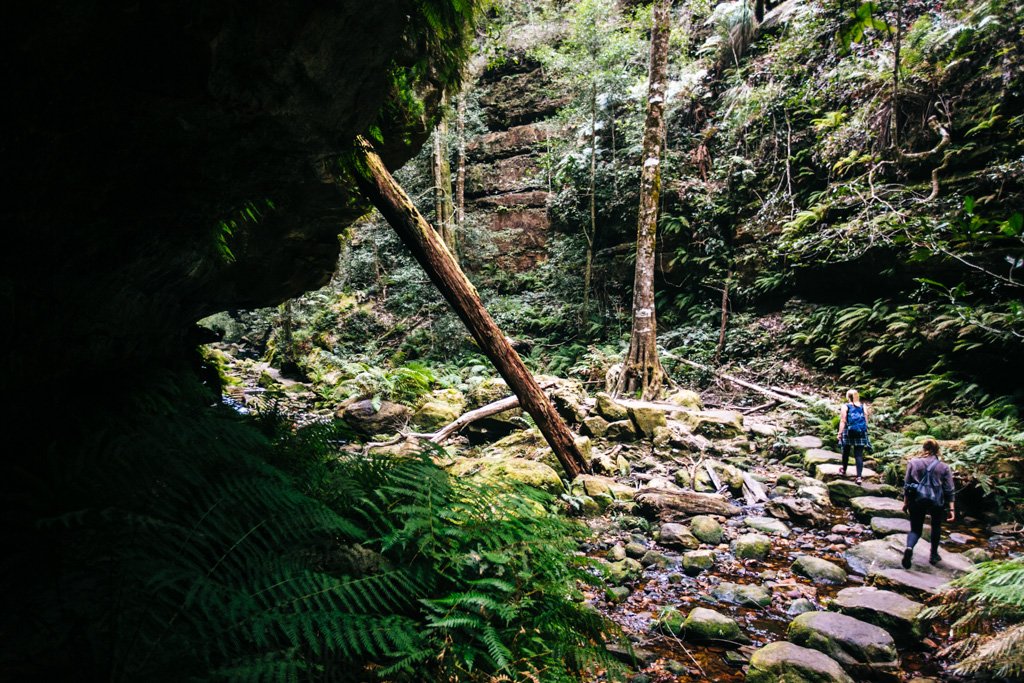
[432,93,456,257]
[891,0,902,149]
[584,80,598,319]
[615,0,672,400]
[350,136,589,479]
[455,90,467,234]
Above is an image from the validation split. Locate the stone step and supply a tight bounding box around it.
[850,495,904,520]
[868,567,951,597]
[747,641,854,683]
[870,516,933,538]
[788,611,899,678]
[814,463,879,482]
[830,586,925,644]
[827,479,900,507]
[789,435,824,450]
[845,535,974,579]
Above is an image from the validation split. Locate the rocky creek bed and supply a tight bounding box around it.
[210,347,1023,682]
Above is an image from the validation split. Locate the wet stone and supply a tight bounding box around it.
[745,515,792,537]
[607,544,627,561]
[681,549,715,576]
[712,581,772,608]
[747,641,854,683]
[964,547,993,563]
[732,533,772,560]
[690,515,724,544]
[606,586,631,603]
[640,549,672,569]
[658,522,701,550]
[790,435,824,450]
[625,541,646,558]
[681,606,750,643]
[850,495,905,520]
[788,611,899,676]
[831,586,924,643]
[787,598,817,615]
[816,463,879,482]
[792,555,848,585]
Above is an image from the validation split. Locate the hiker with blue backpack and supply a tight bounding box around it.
[902,438,956,567]
[837,389,871,484]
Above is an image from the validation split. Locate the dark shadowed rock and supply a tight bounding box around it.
[766,496,829,528]
[340,399,411,435]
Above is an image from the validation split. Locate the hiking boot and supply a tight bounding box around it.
[902,548,913,569]
[855,477,863,485]
[930,552,941,565]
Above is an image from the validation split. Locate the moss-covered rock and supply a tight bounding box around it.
[682,549,715,575]
[788,611,899,676]
[792,555,848,585]
[665,389,703,410]
[595,392,629,421]
[658,522,700,550]
[689,515,723,544]
[629,405,668,438]
[745,516,792,537]
[731,533,772,560]
[606,419,638,441]
[447,457,563,494]
[582,415,610,438]
[711,581,772,608]
[747,641,854,683]
[681,607,749,643]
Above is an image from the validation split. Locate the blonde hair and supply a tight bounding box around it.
[921,438,940,457]
[846,389,860,403]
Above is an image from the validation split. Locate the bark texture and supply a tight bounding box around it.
[432,94,457,255]
[616,0,672,400]
[351,136,589,479]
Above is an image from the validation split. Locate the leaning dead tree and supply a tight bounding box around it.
[349,136,589,479]
[616,0,673,401]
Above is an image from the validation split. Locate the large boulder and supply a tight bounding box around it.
[789,435,825,450]
[828,479,900,507]
[845,536,974,578]
[665,389,703,410]
[791,555,848,585]
[746,641,854,683]
[803,448,842,472]
[411,389,464,431]
[606,419,638,441]
[850,496,905,520]
[571,474,636,502]
[340,399,411,436]
[831,587,924,643]
[536,374,587,424]
[788,611,899,677]
[658,523,701,550]
[447,457,562,494]
[732,533,772,560]
[745,516,792,537]
[689,410,745,439]
[628,405,668,438]
[690,515,724,544]
[595,392,629,421]
[766,496,830,528]
[712,582,772,608]
[682,607,749,643]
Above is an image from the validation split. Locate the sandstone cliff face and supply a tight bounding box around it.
[4,1,458,396]
[463,57,568,272]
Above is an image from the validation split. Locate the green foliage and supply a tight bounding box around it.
[10,373,615,681]
[925,558,1024,680]
[338,361,438,405]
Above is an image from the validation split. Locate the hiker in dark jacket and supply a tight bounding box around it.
[838,389,871,484]
[902,438,956,568]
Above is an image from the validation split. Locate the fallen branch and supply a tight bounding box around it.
[667,355,805,406]
[742,400,779,415]
[408,381,557,445]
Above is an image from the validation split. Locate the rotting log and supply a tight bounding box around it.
[350,136,588,479]
[634,488,741,519]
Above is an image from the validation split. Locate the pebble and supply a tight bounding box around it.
[832,524,852,534]
[948,533,974,544]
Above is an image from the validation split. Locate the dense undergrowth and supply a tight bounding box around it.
[2,374,615,682]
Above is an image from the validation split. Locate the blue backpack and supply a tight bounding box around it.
[846,403,867,433]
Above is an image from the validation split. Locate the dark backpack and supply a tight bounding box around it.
[908,458,944,507]
[846,403,867,433]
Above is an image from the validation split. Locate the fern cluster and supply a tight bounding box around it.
[4,373,612,682]
[925,558,1024,680]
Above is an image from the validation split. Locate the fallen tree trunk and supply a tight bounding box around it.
[668,355,805,407]
[634,488,741,519]
[409,381,557,444]
[350,137,588,479]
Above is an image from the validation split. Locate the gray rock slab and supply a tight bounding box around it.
[831,586,924,642]
[712,581,772,608]
[803,448,842,472]
[850,496,904,520]
[747,641,854,683]
[745,515,792,537]
[816,463,878,482]
[845,536,973,578]
[788,611,899,675]
[792,555,848,585]
[790,435,825,450]
[868,567,951,597]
